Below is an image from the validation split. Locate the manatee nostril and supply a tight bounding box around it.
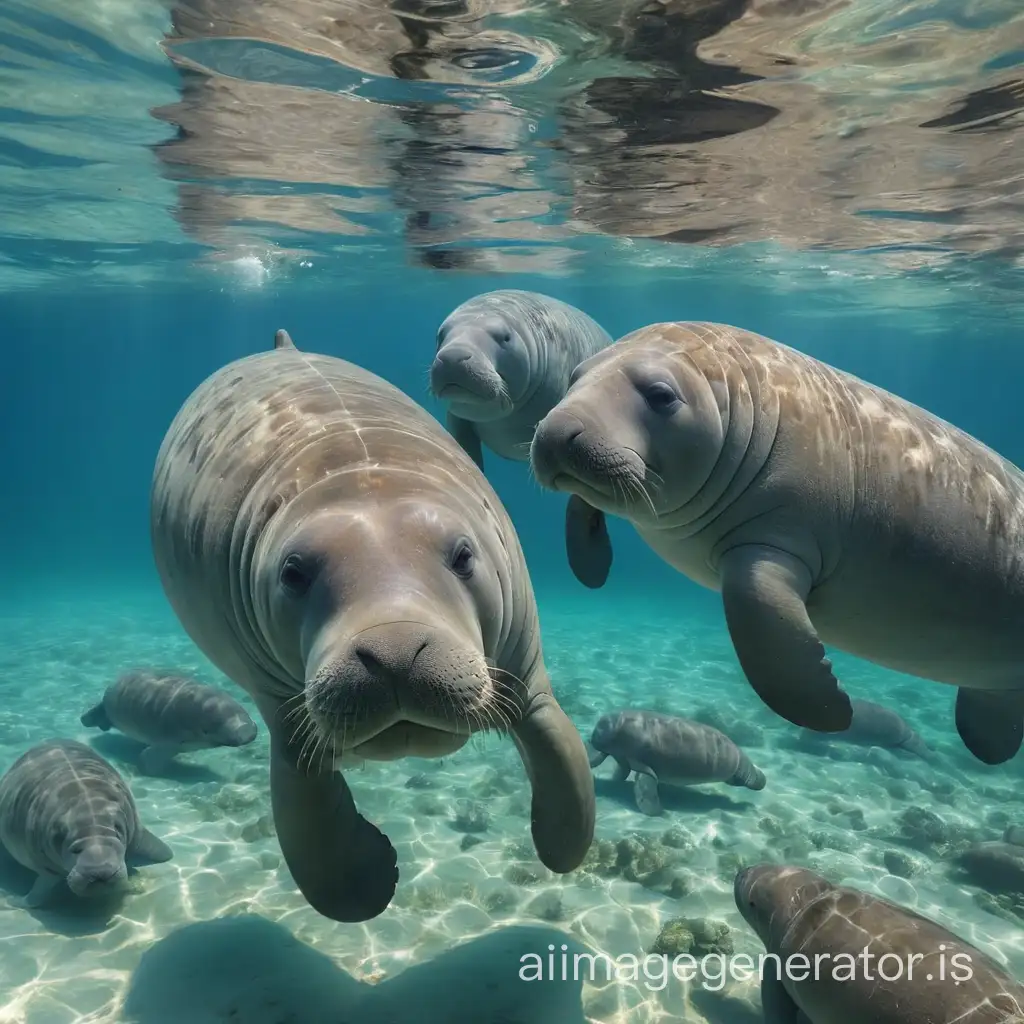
[564,424,584,444]
[355,646,385,673]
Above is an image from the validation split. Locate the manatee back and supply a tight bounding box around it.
[105,669,247,743]
[779,885,1024,1023]
[607,711,743,783]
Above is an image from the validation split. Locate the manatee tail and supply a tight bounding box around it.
[80,703,112,731]
[729,755,767,791]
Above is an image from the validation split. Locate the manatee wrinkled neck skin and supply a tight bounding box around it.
[735,864,832,949]
[63,830,128,897]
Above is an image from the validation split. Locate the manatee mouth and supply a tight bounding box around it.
[301,631,519,764]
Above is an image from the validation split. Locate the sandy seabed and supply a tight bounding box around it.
[1,585,1022,1024]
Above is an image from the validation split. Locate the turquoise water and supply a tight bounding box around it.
[4,1,1024,1022]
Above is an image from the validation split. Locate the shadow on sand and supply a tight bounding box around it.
[87,732,225,784]
[120,916,594,1024]
[593,777,756,817]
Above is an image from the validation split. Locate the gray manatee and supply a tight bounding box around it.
[81,668,258,772]
[588,709,765,815]
[0,739,172,908]
[429,289,615,588]
[802,698,928,757]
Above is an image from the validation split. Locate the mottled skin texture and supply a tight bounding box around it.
[0,740,172,908]
[150,328,595,923]
[81,669,257,772]
[530,321,1024,765]
[429,290,615,588]
[802,699,928,757]
[587,709,765,814]
[736,864,1024,1023]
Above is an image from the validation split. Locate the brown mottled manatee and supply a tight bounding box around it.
[802,699,928,758]
[429,290,615,589]
[736,863,1024,1023]
[587,709,765,815]
[150,328,595,923]
[81,669,257,773]
[530,321,1024,765]
[0,740,172,908]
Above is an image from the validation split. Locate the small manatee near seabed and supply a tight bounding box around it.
[81,668,258,773]
[588,709,766,815]
[800,698,929,757]
[0,739,172,908]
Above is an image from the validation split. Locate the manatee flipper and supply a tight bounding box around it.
[138,744,181,774]
[955,688,1024,765]
[18,872,63,909]
[718,545,852,733]
[611,757,631,783]
[80,702,112,730]
[565,494,612,589]
[510,688,595,873]
[128,827,173,865]
[633,770,662,815]
[446,412,484,470]
[759,974,801,1024]
[274,329,296,350]
[269,732,398,922]
[587,744,607,769]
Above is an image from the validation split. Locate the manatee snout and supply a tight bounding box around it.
[430,331,505,409]
[530,411,587,488]
[304,620,496,759]
[66,840,128,897]
[217,712,258,747]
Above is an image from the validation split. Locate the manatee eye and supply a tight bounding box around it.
[449,539,476,579]
[642,381,682,415]
[280,553,313,597]
[435,327,448,350]
[495,329,512,346]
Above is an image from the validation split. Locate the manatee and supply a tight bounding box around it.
[149,327,595,923]
[588,709,765,814]
[955,842,1024,896]
[738,863,1024,1023]
[531,321,1024,765]
[0,739,172,908]
[429,289,615,588]
[81,668,258,772]
[802,699,928,757]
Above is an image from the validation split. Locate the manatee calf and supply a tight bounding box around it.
[802,699,928,757]
[737,863,1024,1023]
[588,709,765,815]
[531,321,1024,765]
[149,327,595,923]
[81,669,258,772]
[0,739,172,908]
[429,289,615,588]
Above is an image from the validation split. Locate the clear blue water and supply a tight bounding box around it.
[3,2,1024,1022]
